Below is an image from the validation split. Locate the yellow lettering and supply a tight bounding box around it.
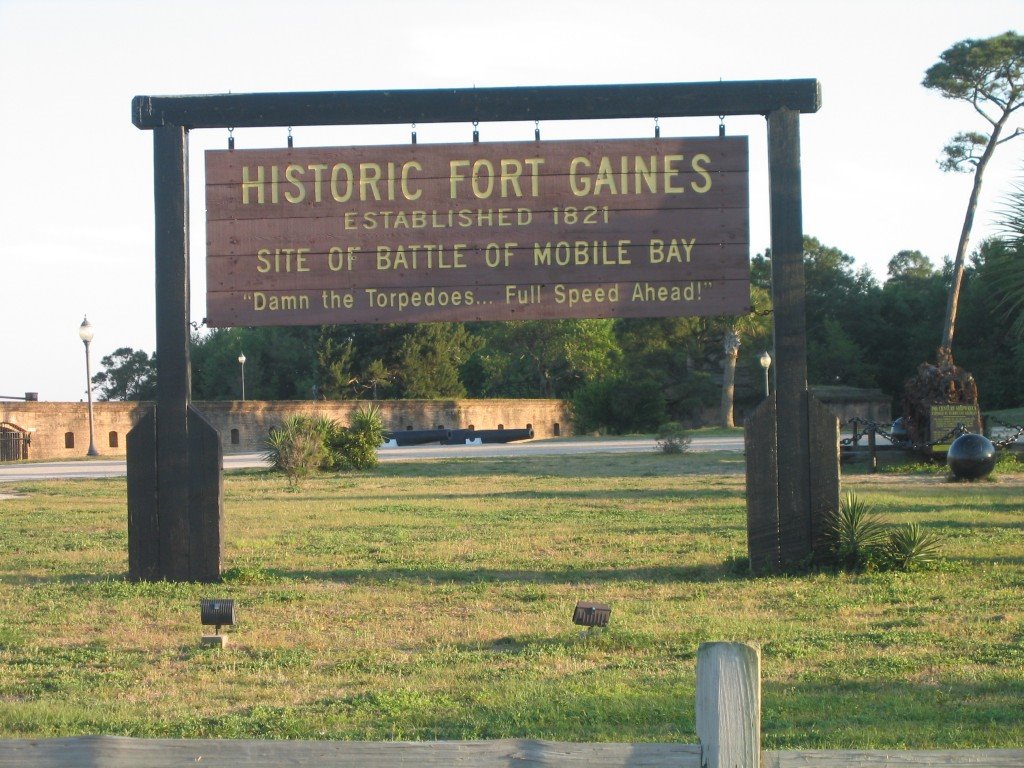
[321,290,355,309]
[593,157,617,195]
[360,163,382,201]
[569,157,590,196]
[241,166,265,205]
[634,156,657,194]
[284,164,306,204]
[500,159,522,198]
[401,160,423,201]
[331,163,353,202]
[524,158,544,196]
[471,159,495,199]
[307,164,328,202]
[663,154,684,193]
[450,160,469,199]
[328,246,358,271]
[691,153,712,193]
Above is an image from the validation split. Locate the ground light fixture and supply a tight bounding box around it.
[200,598,236,647]
[573,601,611,628]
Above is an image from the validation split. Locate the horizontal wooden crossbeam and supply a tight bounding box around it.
[132,80,821,130]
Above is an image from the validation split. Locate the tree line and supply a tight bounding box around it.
[91,230,1024,431]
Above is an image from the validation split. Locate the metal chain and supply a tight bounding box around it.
[843,417,974,453]
[987,415,1024,450]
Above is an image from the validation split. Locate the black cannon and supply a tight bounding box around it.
[444,427,534,445]
[383,429,449,447]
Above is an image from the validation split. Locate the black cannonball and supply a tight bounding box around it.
[890,417,910,445]
[946,433,997,480]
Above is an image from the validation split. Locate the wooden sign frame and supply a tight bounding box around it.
[130,80,824,581]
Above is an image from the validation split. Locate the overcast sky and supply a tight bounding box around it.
[0,0,1020,402]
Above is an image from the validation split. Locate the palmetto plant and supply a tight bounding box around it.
[823,492,944,572]
[263,416,328,488]
[325,405,386,471]
[823,492,890,571]
[884,523,944,571]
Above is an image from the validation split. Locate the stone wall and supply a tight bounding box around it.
[1,388,889,461]
[0,399,571,460]
[810,386,892,427]
[0,401,152,459]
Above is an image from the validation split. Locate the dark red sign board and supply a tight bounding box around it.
[205,137,749,326]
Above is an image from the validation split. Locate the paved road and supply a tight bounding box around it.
[0,436,744,484]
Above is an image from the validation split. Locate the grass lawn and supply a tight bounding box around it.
[0,450,1021,747]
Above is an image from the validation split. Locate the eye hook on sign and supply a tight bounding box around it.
[287,126,293,148]
[228,127,235,151]
[411,122,417,145]
[473,121,480,144]
[719,113,726,138]
[535,119,541,141]
[654,117,660,139]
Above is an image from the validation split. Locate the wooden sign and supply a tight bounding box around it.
[205,137,750,326]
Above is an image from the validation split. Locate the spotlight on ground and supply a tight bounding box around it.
[200,599,235,647]
[572,601,611,628]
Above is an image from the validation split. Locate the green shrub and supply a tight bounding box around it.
[656,422,691,454]
[993,449,1023,475]
[327,404,385,470]
[263,416,328,488]
[264,408,386,483]
[665,369,719,423]
[570,376,667,434]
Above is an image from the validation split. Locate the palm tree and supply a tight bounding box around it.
[719,286,772,428]
[922,32,1024,355]
[990,177,1024,338]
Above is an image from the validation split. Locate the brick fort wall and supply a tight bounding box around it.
[0,399,571,460]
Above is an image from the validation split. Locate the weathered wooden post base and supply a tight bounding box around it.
[697,642,761,768]
[745,391,839,572]
[126,405,223,582]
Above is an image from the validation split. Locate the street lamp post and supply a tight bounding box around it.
[238,353,246,401]
[759,350,772,399]
[79,317,99,456]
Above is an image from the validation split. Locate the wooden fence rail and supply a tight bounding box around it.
[1,643,1020,768]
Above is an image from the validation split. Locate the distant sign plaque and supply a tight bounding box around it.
[205,136,750,326]
[928,403,982,452]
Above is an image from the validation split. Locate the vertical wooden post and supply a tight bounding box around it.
[696,642,761,768]
[807,395,840,554]
[153,124,192,581]
[746,109,839,569]
[767,108,813,564]
[745,397,780,572]
[128,123,223,582]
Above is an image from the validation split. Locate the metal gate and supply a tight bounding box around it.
[0,424,26,461]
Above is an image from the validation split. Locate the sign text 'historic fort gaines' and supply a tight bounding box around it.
[205,136,749,326]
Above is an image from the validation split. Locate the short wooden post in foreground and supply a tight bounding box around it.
[696,642,761,768]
